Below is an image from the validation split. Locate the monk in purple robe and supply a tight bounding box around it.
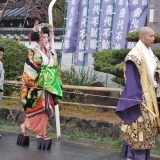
[116,27,160,160]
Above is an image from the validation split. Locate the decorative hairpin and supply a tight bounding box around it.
[32,23,54,36]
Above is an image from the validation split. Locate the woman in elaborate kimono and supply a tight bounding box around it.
[18,23,62,148]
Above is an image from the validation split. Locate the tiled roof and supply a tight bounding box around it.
[2,6,33,20]
[0,27,64,42]
[0,1,38,20]
[0,1,64,42]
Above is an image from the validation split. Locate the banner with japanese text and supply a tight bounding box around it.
[74,0,89,66]
[62,0,148,66]
[63,0,80,53]
[111,0,129,49]
[98,0,113,51]
[86,0,101,54]
[127,0,148,49]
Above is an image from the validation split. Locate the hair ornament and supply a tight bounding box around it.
[32,23,54,36]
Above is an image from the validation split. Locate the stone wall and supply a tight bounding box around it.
[0,108,120,139]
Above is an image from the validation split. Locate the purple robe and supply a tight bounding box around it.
[120,144,150,159]
[116,61,142,125]
[116,61,150,159]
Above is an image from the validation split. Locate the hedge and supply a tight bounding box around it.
[0,39,28,96]
[93,31,160,86]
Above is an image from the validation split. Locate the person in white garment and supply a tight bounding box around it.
[0,46,4,102]
[0,46,5,139]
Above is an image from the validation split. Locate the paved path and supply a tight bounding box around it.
[0,131,159,160]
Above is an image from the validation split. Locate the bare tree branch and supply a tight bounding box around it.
[0,0,65,27]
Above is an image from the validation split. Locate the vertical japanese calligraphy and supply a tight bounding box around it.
[127,0,148,49]
[63,0,80,53]
[98,0,113,51]
[111,0,129,49]
[74,0,89,66]
[86,0,101,54]
[62,0,148,66]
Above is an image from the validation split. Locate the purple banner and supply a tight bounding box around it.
[74,52,88,66]
[98,0,113,51]
[127,0,148,49]
[74,0,89,66]
[62,0,148,66]
[63,0,80,53]
[111,0,129,49]
[86,0,101,54]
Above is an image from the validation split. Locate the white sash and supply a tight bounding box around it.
[136,40,157,88]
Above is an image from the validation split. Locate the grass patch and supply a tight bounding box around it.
[0,119,6,125]
[69,131,122,147]
[0,120,17,126]
[59,104,121,124]
[0,98,22,110]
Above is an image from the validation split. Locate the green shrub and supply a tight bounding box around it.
[93,49,129,85]
[0,39,28,96]
[93,30,160,86]
[125,31,139,42]
[62,66,105,102]
[93,49,160,86]
[126,31,160,43]
[62,66,102,86]
[0,39,28,80]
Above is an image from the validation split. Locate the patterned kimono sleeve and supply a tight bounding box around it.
[22,50,42,87]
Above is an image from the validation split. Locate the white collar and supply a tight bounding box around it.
[136,40,157,88]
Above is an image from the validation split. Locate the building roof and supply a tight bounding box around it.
[0,1,64,42]
[0,1,34,20]
[0,27,64,42]
[3,6,33,20]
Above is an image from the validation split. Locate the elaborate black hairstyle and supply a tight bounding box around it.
[31,27,50,42]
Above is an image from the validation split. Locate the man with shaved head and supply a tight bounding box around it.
[116,27,160,160]
[139,27,155,48]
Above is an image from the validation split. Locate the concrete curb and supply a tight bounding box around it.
[0,125,160,158]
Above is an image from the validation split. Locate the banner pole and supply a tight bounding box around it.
[105,0,116,87]
[81,0,90,72]
[60,0,68,68]
[48,0,61,139]
[93,0,102,79]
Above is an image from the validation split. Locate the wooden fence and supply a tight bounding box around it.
[3,80,122,109]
